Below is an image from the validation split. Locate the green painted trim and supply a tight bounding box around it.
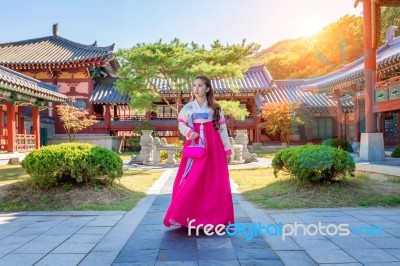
[389,86,400,100]
[375,89,388,102]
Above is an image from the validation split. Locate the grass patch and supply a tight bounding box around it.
[230,168,400,209]
[118,151,139,161]
[0,165,162,211]
[0,165,30,183]
[253,151,275,158]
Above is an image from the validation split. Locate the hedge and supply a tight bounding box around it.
[22,143,123,188]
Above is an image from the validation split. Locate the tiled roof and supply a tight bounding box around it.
[0,65,67,102]
[90,80,130,104]
[89,65,276,104]
[153,65,275,93]
[300,36,400,91]
[255,80,353,112]
[0,35,115,66]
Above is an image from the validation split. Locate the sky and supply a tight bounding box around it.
[0,0,362,51]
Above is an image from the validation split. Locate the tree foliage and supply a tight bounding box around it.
[116,38,259,113]
[218,100,249,120]
[259,101,315,147]
[56,104,98,142]
[379,7,400,46]
[252,10,400,79]
[259,102,292,146]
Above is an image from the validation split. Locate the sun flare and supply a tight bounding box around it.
[296,19,323,38]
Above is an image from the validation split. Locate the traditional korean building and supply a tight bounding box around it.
[90,64,350,144]
[0,24,118,139]
[298,26,400,146]
[89,26,400,147]
[0,65,66,155]
[1,22,400,149]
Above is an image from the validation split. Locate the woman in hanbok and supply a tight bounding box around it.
[163,75,234,228]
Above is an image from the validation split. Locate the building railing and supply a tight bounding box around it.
[0,133,36,152]
[95,114,258,126]
[95,115,146,121]
[0,135,7,151]
[15,133,36,152]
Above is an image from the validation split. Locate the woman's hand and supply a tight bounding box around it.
[189,132,199,140]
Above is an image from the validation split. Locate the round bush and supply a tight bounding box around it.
[22,143,123,188]
[322,138,353,152]
[391,145,400,158]
[272,145,355,183]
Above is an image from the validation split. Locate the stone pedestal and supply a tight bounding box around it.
[165,148,177,165]
[360,133,385,161]
[234,130,257,163]
[133,130,153,163]
[152,137,162,164]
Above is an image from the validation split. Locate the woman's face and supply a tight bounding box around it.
[192,78,209,98]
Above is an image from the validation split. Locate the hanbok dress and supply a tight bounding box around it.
[163,99,234,227]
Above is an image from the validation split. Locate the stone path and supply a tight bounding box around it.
[113,170,283,265]
[0,158,399,265]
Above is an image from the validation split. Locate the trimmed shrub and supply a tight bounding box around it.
[272,145,355,183]
[392,145,400,158]
[172,140,183,160]
[22,143,123,188]
[322,138,353,152]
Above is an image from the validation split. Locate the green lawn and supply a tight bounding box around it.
[118,151,139,161]
[0,165,162,211]
[230,168,400,209]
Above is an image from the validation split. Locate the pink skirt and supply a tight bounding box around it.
[163,121,234,227]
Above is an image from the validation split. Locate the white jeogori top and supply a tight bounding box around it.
[177,99,232,155]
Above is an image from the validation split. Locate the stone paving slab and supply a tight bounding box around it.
[113,169,284,265]
[0,161,399,265]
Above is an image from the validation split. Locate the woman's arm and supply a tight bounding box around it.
[177,106,194,140]
[218,111,232,156]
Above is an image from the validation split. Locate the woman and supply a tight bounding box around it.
[163,75,234,228]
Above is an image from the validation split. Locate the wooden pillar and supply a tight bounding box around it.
[6,102,16,152]
[0,109,3,135]
[255,116,261,143]
[229,115,235,137]
[113,105,118,120]
[363,0,377,133]
[18,106,25,134]
[336,98,343,138]
[353,96,360,141]
[32,106,40,150]
[104,104,111,130]
[145,110,151,120]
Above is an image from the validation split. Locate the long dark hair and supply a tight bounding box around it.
[191,75,221,130]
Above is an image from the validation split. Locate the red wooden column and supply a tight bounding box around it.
[363,0,377,133]
[6,102,16,152]
[255,116,262,143]
[353,96,360,141]
[145,111,151,120]
[336,98,343,138]
[32,106,40,149]
[18,106,25,134]
[104,104,111,129]
[0,109,4,135]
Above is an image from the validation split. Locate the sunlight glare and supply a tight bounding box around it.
[296,19,323,38]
